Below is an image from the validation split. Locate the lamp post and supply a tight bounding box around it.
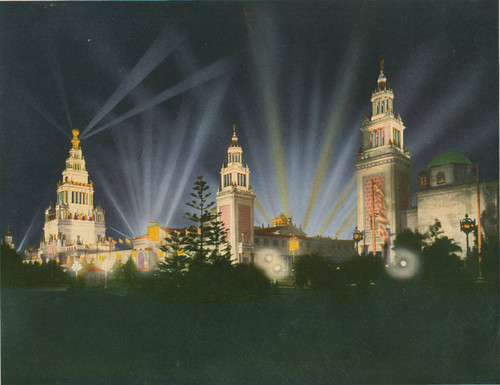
[72,260,82,281]
[353,227,364,255]
[460,213,481,280]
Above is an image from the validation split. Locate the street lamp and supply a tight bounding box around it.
[353,227,364,255]
[460,213,481,280]
[460,213,475,257]
[72,260,82,280]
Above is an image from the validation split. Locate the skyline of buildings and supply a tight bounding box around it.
[4,60,496,280]
[1,2,497,252]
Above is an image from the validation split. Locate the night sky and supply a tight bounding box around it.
[1,1,498,251]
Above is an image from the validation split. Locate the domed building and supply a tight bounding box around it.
[403,151,498,258]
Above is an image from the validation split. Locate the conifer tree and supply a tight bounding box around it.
[159,230,190,276]
[183,176,218,267]
[207,214,232,267]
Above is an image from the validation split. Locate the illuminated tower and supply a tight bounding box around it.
[42,129,106,255]
[354,60,412,261]
[217,125,255,263]
[3,225,15,249]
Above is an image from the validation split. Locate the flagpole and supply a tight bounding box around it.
[372,181,376,257]
[476,162,483,280]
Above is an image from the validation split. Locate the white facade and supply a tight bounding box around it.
[408,154,498,259]
[39,129,109,259]
[217,125,256,263]
[354,62,413,263]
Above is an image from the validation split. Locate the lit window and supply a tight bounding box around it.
[437,172,445,184]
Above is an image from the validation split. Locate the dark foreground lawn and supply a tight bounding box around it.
[2,280,499,384]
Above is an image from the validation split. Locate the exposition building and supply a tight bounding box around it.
[23,61,498,277]
[355,62,498,263]
[30,127,354,280]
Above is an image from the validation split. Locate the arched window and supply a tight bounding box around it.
[437,171,445,184]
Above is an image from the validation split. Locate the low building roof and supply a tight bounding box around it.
[86,265,105,272]
[426,151,472,170]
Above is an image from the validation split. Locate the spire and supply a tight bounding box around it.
[71,128,80,150]
[232,124,238,147]
[377,58,387,90]
[6,225,11,236]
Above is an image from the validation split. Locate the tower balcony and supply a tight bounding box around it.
[357,144,410,162]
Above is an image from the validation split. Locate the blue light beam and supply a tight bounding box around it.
[83,22,185,136]
[82,55,236,139]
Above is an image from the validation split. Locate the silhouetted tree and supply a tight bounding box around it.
[1,243,71,288]
[156,175,269,303]
[393,228,425,254]
[159,231,190,277]
[422,219,463,288]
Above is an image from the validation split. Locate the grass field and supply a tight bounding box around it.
[2,280,499,384]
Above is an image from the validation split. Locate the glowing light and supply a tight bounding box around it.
[386,248,421,280]
[256,249,289,280]
[83,22,185,136]
[82,55,235,139]
[318,175,356,235]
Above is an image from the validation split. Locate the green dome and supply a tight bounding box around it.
[426,151,473,170]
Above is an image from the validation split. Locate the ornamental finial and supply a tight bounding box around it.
[380,58,384,71]
[232,124,238,146]
[71,128,80,150]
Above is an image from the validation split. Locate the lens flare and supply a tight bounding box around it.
[386,247,422,280]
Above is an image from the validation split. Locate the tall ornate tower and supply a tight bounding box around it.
[354,61,412,261]
[3,225,15,249]
[217,125,255,263]
[42,129,106,255]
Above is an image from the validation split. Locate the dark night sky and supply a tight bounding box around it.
[0,1,498,251]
